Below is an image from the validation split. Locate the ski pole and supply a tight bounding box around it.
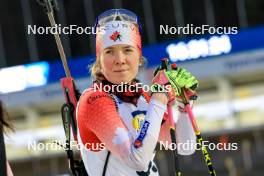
[37,0,79,140]
[161,59,182,176]
[163,58,217,176]
[37,1,86,175]
[182,94,216,176]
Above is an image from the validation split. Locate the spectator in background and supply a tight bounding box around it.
[0,101,14,176]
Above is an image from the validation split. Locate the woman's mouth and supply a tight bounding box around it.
[114,69,129,73]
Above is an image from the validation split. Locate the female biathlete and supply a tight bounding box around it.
[77,9,198,176]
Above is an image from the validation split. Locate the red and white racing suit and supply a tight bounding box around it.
[77,87,196,176]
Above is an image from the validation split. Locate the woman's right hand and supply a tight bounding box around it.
[151,64,198,103]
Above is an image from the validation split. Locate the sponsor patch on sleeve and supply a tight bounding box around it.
[134,120,150,148]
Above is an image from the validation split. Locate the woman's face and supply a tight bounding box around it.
[99,44,140,84]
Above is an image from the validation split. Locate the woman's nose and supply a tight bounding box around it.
[114,51,126,64]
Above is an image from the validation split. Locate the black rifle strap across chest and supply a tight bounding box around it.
[102,151,111,176]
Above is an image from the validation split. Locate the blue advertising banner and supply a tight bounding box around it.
[47,26,264,83]
[1,26,264,90]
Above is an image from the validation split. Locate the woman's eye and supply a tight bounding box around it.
[125,49,133,53]
[105,50,113,54]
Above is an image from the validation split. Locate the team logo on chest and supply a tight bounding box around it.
[131,110,146,132]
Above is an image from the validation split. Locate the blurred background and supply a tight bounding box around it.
[0,0,264,175]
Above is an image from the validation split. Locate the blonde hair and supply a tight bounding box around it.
[90,56,147,81]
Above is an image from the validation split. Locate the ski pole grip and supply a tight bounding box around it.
[162,60,190,104]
